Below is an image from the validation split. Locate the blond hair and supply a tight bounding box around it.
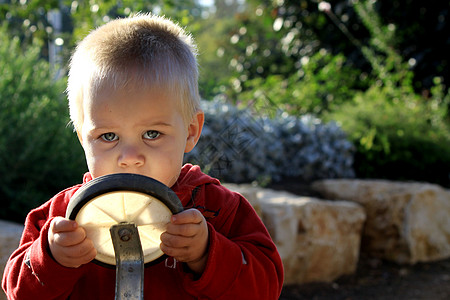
[67,13,200,130]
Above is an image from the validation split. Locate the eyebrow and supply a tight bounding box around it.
[89,120,173,129]
[138,121,174,129]
[149,121,173,127]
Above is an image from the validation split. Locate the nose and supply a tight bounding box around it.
[118,145,145,169]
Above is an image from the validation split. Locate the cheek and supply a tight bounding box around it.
[82,147,97,172]
[82,143,96,162]
[164,163,182,187]
[154,151,184,187]
[82,144,107,173]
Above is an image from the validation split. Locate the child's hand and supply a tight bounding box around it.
[160,208,209,274]
[48,217,97,268]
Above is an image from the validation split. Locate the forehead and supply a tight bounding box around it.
[91,68,185,105]
[86,85,180,113]
[81,87,185,132]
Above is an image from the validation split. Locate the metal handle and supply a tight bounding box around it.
[110,223,144,300]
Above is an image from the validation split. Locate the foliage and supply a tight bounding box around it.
[0,0,206,64]
[349,0,414,95]
[323,0,450,187]
[210,0,449,102]
[0,0,58,47]
[374,0,450,91]
[185,99,355,184]
[326,83,450,187]
[235,50,369,116]
[217,0,326,96]
[193,15,236,100]
[202,0,449,187]
[68,0,201,44]
[0,24,86,223]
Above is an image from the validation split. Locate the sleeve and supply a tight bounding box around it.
[180,186,284,299]
[2,193,86,300]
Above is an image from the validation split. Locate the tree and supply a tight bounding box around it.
[0,24,86,222]
[212,0,449,100]
[0,0,206,64]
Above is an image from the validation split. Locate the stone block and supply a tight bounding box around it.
[312,179,450,264]
[257,190,365,284]
[224,185,366,285]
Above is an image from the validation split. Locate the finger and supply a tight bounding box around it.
[160,232,193,248]
[171,209,203,225]
[165,223,199,237]
[56,240,97,268]
[160,240,206,264]
[71,247,97,267]
[160,243,190,262]
[52,217,78,233]
[53,227,87,247]
[64,238,96,259]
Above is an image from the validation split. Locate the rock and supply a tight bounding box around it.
[225,185,366,284]
[312,179,450,264]
[0,220,24,300]
[258,190,366,284]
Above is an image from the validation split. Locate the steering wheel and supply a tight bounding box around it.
[66,173,183,268]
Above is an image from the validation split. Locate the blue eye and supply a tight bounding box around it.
[101,132,118,142]
[143,130,160,140]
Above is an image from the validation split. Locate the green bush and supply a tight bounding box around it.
[234,50,369,116]
[229,1,450,187]
[326,84,450,187]
[0,24,86,223]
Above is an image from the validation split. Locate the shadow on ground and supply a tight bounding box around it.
[280,255,450,300]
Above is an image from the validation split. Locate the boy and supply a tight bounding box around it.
[2,14,283,299]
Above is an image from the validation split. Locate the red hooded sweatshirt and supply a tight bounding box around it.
[2,164,283,299]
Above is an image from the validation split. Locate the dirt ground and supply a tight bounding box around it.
[268,180,450,300]
[279,255,450,300]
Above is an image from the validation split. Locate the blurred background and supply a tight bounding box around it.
[0,0,449,223]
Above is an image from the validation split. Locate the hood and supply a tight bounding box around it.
[172,164,220,205]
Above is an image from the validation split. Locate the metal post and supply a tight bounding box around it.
[110,223,144,300]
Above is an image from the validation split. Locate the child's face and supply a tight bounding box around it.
[77,88,201,187]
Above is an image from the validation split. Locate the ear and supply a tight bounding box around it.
[184,110,204,153]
